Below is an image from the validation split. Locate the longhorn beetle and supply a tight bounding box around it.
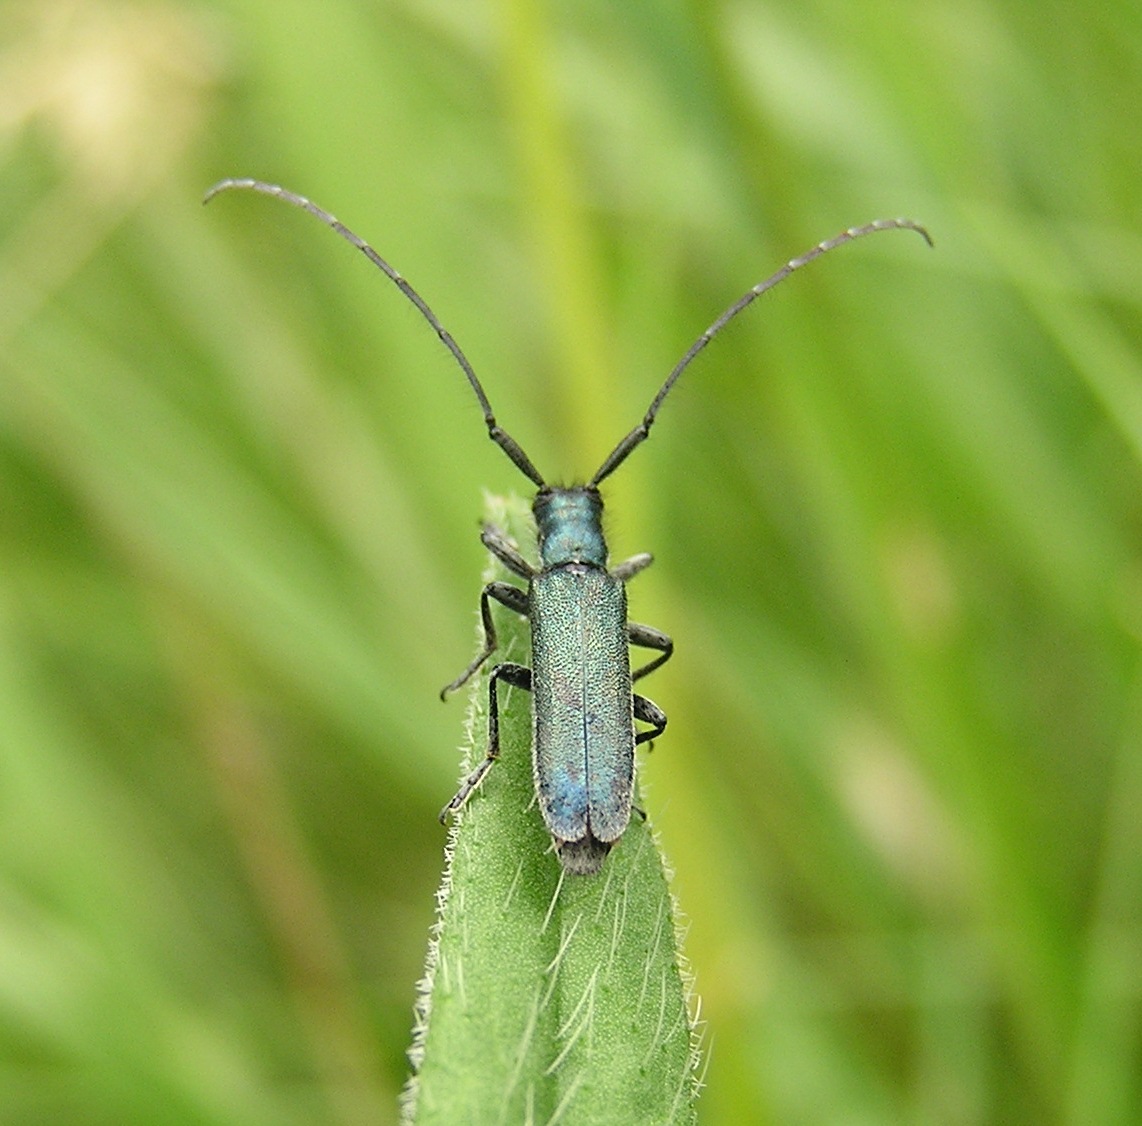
[204,178,931,873]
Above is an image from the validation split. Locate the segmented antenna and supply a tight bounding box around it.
[590,218,933,486]
[203,178,547,487]
[205,180,930,491]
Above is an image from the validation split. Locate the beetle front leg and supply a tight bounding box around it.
[440,582,529,699]
[628,621,673,682]
[439,662,532,819]
[611,551,653,582]
[481,525,536,581]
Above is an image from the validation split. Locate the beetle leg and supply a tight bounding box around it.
[611,551,653,581]
[628,621,673,681]
[440,582,529,698]
[481,524,535,580]
[440,662,532,820]
[632,692,667,746]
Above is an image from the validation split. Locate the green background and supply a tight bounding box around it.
[1,0,1138,1122]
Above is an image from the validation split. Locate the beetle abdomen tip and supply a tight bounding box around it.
[556,836,611,876]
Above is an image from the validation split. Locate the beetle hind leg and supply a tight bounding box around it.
[633,692,667,747]
[439,661,531,820]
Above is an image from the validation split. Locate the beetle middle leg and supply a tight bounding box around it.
[440,581,529,699]
[439,662,531,820]
[628,620,673,682]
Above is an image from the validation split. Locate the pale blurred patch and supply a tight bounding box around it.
[1,0,225,193]
[0,1,226,339]
[879,522,960,647]
[834,715,964,902]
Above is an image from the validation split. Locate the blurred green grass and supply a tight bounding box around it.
[1,0,1139,1122]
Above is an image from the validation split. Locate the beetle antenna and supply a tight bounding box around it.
[590,218,932,486]
[203,178,547,487]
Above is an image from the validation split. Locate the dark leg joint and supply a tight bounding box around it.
[633,692,667,747]
[628,621,673,682]
[440,661,532,818]
[440,581,529,699]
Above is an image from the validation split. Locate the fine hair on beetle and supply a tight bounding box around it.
[205,178,932,873]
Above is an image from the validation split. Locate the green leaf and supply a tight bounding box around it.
[402,496,699,1125]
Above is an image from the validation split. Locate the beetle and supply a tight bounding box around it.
[205,178,930,873]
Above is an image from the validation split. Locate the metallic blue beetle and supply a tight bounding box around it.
[205,178,930,873]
